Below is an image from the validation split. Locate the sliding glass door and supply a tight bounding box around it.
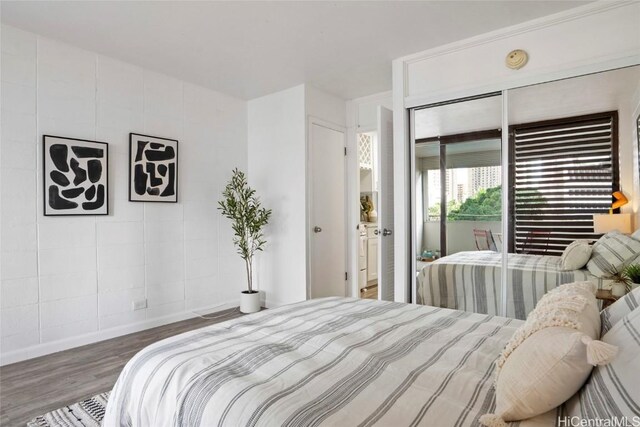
[443,138,502,255]
[412,94,504,313]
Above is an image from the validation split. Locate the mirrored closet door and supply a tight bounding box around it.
[504,65,640,319]
[411,65,640,320]
[412,94,504,315]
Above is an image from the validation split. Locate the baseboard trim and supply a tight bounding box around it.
[0,301,238,366]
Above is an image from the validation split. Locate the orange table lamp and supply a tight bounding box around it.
[610,191,629,214]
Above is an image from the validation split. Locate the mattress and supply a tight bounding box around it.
[103,297,557,426]
[417,251,606,320]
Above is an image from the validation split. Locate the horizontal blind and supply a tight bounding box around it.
[510,112,618,256]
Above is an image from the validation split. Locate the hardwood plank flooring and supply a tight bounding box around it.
[0,307,244,426]
[360,283,378,300]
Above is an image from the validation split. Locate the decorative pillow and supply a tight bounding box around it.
[480,282,618,427]
[600,285,640,335]
[560,240,592,271]
[586,231,640,278]
[564,307,640,422]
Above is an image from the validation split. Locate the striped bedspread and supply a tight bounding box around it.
[417,251,604,320]
[103,298,557,427]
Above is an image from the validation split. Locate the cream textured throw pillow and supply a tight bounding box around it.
[480,282,618,427]
[559,240,592,271]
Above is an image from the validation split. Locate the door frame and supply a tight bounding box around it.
[349,126,383,299]
[306,116,349,299]
[375,105,396,301]
[349,124,376,299]
[346,91,393,300]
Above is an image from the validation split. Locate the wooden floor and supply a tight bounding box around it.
[0,307,244,426]
[360,283,378,300]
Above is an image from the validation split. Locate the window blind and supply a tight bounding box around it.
[509,111,619,256]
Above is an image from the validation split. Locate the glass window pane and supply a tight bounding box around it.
[415,142,441,263]
[444,139,502,255]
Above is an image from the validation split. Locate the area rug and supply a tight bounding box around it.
[27,391,110,427]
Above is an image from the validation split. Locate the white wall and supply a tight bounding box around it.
[0,25,248,364]
[305,85,347,130]
[351,92,393,132]
[248,85,307,307]
[248,84,346,306]
[393,1,640,302]
[403,3,640,106]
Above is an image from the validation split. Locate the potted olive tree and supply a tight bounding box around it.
[218,169,272,313]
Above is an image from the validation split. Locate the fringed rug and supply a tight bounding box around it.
[27,391,110,427]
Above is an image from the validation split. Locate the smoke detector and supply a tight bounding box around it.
[506,50,528,70]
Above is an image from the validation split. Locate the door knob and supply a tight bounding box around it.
[373,229,380,235]
[383,228,392,236]
[313,226,322,233]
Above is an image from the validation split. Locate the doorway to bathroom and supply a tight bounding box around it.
[357,106,394,301]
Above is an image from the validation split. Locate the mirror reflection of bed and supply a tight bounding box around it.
[413,65,640,320]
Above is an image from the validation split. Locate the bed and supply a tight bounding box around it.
[103,297,559,426]
[416,251,606,320]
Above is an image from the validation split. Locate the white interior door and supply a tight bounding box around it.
[377,107,395,301]
[309,121,346,298]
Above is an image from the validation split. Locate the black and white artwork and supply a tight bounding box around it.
[129,133,178,202]
[43,135,109,216]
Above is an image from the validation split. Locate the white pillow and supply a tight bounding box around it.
[627,253,640,265]
[631,228,640,241]
[586,231,640,278]
[600,285,640,334]
[560,240,592,271]
[564,307,640,422]
[480,282,617,427]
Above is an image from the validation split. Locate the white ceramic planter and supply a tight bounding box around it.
[611,283,627,297]
[240,291,261,313]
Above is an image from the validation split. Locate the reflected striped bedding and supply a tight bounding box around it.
[417,251,605,320]
[103,297,550,426]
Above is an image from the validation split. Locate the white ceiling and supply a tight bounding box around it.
[0,1,588,100]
